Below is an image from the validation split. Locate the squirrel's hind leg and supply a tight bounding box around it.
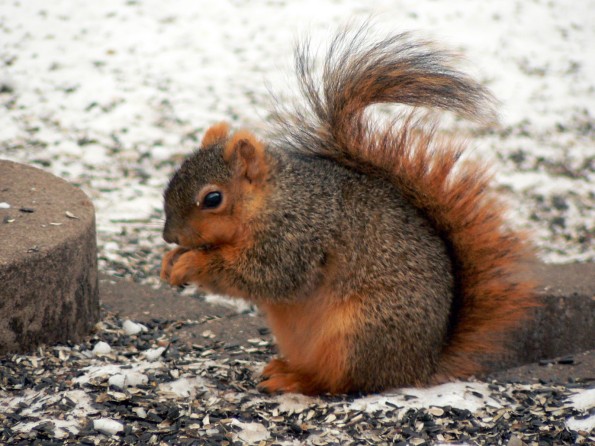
[258,294,364,395]
[261,358,290,377]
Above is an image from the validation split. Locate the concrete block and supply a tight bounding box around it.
[0,160,99,354]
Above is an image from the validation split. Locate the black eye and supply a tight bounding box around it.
[202,191,223,209]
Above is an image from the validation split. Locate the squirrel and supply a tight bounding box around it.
[160,28,536,395]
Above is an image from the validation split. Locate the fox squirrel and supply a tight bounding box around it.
[160,28,536,395]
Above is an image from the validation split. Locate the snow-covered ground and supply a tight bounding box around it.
[1,0,593,284]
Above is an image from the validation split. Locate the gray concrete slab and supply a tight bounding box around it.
[490,262,595,372]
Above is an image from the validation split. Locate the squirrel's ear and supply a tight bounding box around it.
[224,130,268,182]
[201,122,230,148]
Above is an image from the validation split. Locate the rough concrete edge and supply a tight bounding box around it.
[489,262,595,371]
[0,161,100,355]
[0,224,100,355]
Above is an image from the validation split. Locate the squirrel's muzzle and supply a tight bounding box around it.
[162,224,178,245]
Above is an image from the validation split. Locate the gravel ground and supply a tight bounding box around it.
[1,1,594,444]
[1,314,594,445]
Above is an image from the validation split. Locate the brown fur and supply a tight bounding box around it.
[161,26,537,394]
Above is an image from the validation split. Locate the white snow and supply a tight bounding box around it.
[350,382,501,413]
[93,418,124,436]
[143,346,166,361]
[7,389,95,439]
[108,371,149,389]
[275,393,318,414]
[204,292,254,314]
[565,388,595,432]
[73,362,163,386]
[260,381,502,426]
[158,376,208,399]
[231,419,271,443]
[122,319,148,335]
[91,341,112,356]
[567,388,595,411]
[566,414,595,433]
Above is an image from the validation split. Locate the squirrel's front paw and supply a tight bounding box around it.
[167,249,209,287]
[160,247,191,285]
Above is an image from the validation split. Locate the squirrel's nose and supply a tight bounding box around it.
[163,234,178,244]
[163,226,178,245]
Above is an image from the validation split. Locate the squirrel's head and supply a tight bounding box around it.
[163,122,270,250]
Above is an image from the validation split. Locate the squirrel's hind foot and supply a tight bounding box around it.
[258,358,321,395]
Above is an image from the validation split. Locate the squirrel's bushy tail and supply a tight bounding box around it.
[270,26,536,379]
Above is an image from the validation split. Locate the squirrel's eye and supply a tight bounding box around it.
[202,191,223,209]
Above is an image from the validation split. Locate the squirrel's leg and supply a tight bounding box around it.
[257,294,363,395]
[262,358,290,377]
